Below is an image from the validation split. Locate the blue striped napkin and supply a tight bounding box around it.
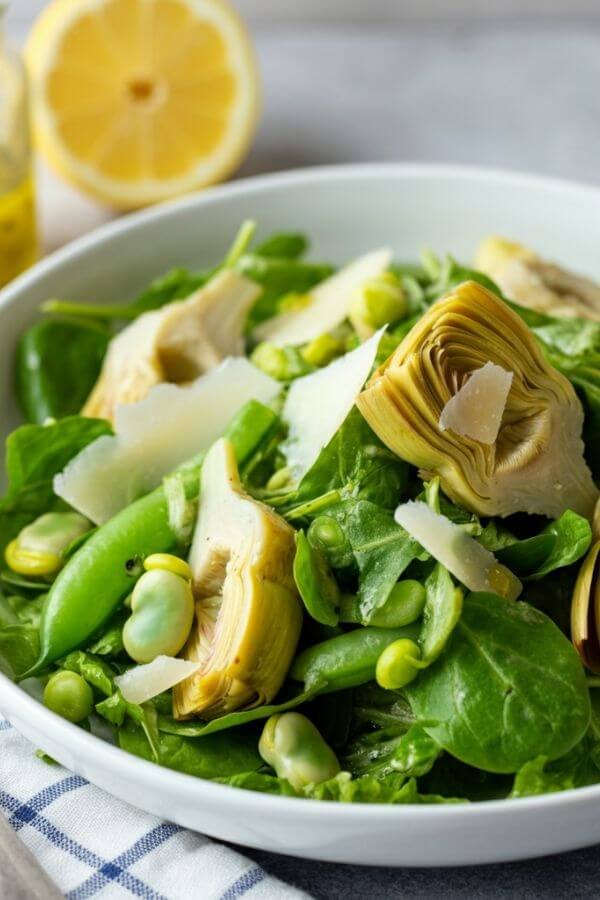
[0,717,308,900]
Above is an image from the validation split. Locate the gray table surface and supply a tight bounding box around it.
[9,12,600,897]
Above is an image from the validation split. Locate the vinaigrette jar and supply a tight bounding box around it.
[0,7,37,286]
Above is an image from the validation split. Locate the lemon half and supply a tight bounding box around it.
[26,0,260,209]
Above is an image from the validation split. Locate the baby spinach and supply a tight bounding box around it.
[293,531,340,626]
[0,417,111,557]
[156,688,317,738]
[253,232,308,260]
[0,625,39,679]
[16,319,110,424]
[343,724,439,780]
[406,592,591,773]
[495,510,592,579]
[119,721,263,778]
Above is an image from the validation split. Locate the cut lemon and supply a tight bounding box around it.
[26,0,260,209]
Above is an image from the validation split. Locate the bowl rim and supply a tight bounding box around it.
[1,160,599,818]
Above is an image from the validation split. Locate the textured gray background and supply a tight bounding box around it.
[9,3,600,896]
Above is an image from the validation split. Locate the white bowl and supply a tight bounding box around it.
[1,164,599,867]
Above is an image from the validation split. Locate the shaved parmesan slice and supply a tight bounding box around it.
[54,358,280,524]
[439,362,513,444]
[115,656,202,705]
[394,501,522,601]
[283,328,385,480]
[254,248,392,346]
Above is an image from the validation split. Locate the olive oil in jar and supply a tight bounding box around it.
[0,6,37,286]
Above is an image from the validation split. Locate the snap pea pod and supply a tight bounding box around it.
[25,401,279,676]
[290,625,420,693]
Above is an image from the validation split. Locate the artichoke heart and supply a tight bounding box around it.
[173,438,303,720]
[356,281,598,519]
[571,540,600,673]
[475,236,600,321]
[83,270,260,422]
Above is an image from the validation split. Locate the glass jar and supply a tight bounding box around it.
[0,6,37,286]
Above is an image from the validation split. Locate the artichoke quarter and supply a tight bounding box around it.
[475,236,600,321]
[356,281,598,519]
[173,438,303,720]
[83,270,260,422]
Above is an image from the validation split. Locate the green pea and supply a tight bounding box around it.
[123,568,194,664]
[44,670,93,723]
[376,638,426,690]
[259,712,340,791]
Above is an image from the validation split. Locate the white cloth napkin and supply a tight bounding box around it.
[0,717,308,900]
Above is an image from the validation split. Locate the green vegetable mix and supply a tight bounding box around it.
[1,225,599,805]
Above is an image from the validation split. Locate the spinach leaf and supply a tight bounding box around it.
[420,564,463,663]
[406,592,591,773]
[119,721,263,778]
[343,724,439,779]
[61,650,116,697]
[420,753,513,802]
[495,510,592,579]
[254,233,308,260]
[293,531,340,626]
[16,319,110,424]
[0,417,112,556]
[156,688,317,738]
[351,683,415,731]
[0,625,39,679]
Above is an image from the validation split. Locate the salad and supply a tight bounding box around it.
[1,224,599,805]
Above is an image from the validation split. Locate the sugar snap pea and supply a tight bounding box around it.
[24,401,279,676]
[290,624,420,693]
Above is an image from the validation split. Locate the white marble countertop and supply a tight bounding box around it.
[11,14,600,253]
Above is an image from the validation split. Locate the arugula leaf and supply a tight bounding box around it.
[277,409,408,521]
[340,500,421,622]
[16,319,110,424]
[406,592,591,773]
[119,720,263,778]
[242,255,334,332]
[0,417,112,556]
